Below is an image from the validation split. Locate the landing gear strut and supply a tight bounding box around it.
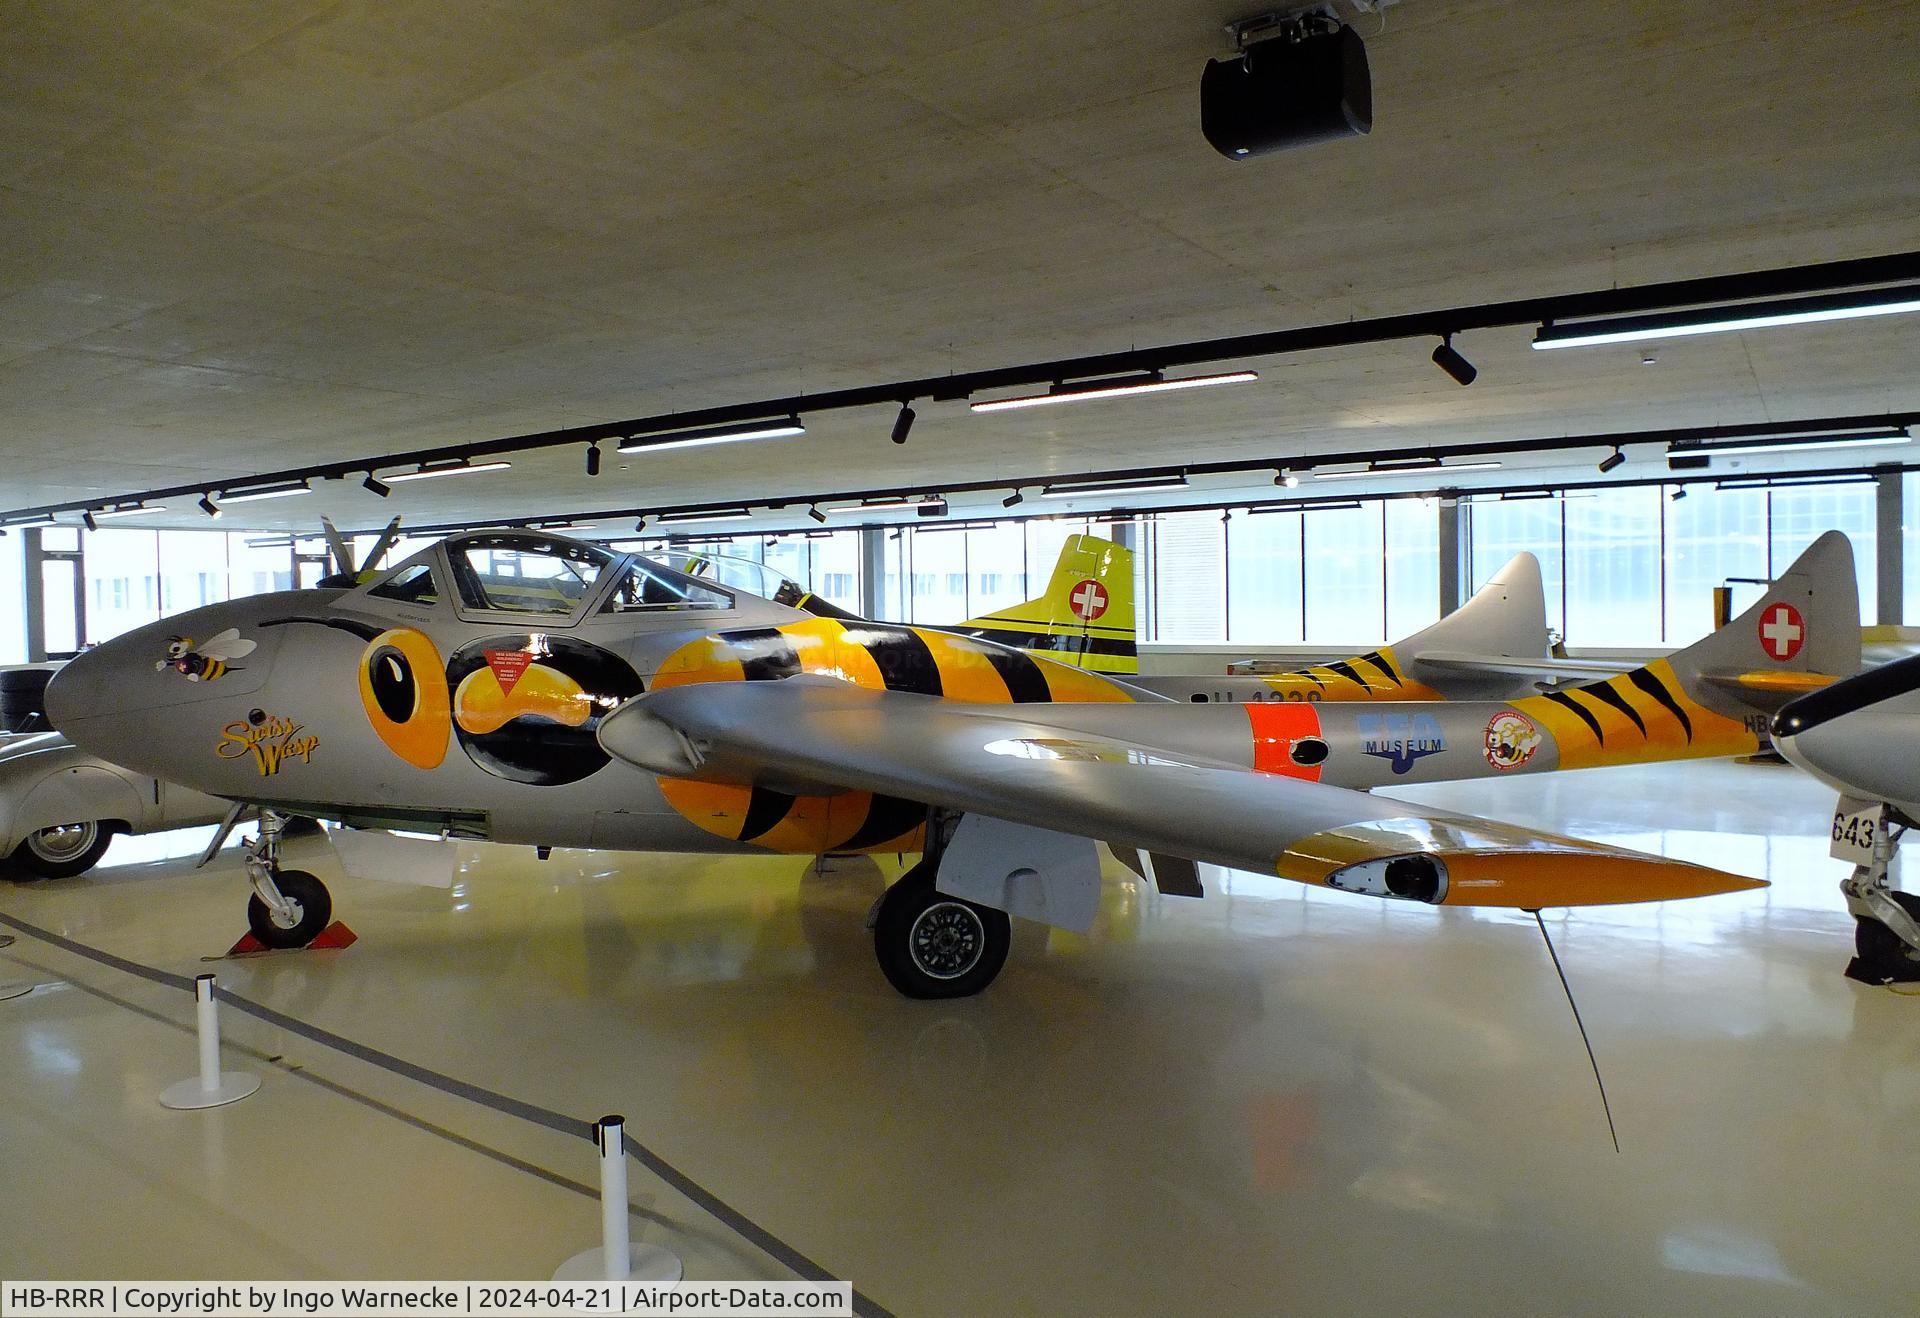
[242,810,332,949]
[1841,815,1920,985]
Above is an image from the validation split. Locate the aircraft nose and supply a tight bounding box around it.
[46,605,281,741]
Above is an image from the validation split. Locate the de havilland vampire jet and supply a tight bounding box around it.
[46,529,1854,998]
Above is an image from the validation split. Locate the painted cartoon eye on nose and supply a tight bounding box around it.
[357,628,450,769]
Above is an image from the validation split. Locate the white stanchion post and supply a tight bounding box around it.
[554,1115,684,1282]
[0,933,28,1001]
[159,973,261,1110]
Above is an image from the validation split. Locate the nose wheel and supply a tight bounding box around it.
[242,811,334,950]
[872,861,1010,999]
[1840,814,1920,985]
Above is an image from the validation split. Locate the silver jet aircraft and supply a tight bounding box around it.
[48,530,1851,997]
[1773,656,1920,984]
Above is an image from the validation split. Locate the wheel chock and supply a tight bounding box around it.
[217,921,358,959]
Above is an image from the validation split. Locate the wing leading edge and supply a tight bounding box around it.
[599,679,1762,909]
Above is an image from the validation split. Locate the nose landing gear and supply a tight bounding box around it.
[1840,814,1920,986]
[242,810,333,950]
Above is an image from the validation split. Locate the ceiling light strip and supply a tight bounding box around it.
[617,418,805,454]
[1533,286,1920,350]
[383,460,513,484]
[971,371,1258,413]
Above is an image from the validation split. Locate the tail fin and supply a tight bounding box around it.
[1513,531,1861,770]
[956,534,1137,674]
[1405,553,1550,666]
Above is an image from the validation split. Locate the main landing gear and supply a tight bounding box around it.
[243,810,333,950]
[869,820,1011,999]
[1840,813,1920,986]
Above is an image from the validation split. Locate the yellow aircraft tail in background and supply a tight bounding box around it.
[954,534,1137,675]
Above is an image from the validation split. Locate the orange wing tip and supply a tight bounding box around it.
[1277,816,1767,908]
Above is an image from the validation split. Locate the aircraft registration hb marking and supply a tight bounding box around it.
[651,616,1133,851]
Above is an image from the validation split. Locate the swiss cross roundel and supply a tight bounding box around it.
[1067,578,1109,621]
[1758,602,1806,662]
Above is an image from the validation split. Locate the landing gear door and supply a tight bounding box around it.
[936,815,1102,933]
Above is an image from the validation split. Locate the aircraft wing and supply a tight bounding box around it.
[1415,649,1640,680]
[599,678,1760,908]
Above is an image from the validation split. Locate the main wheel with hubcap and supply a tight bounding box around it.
[9,821,113,880]
[245,869,333,949]
[873,863,1011,999]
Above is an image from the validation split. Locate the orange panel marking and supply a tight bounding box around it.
[1246,703,1324,780]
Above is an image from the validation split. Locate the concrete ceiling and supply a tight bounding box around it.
[2,0,1918,533]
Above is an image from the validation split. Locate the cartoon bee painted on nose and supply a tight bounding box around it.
[155,628,256,682]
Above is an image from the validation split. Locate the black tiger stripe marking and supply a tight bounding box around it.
[1543,690,1605,743]
[981,645,1052,703]
[839,624,943,696]
[837,794,926,852]
[1581,680,1648,737]
[1353,651,1402,688]
[739,785,797,842]
[1324,660,1371,690]
[1629,667,1694,742]
[731,628,803,682]
[1293,668,1328,688]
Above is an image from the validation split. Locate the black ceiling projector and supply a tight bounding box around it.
[1201,23,1372,160]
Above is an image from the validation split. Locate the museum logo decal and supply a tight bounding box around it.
[1484,710,1542,771]
[1357,712,1446,775]
[216,708,319,777]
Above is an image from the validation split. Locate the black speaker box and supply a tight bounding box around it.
[1201,25,1372,159]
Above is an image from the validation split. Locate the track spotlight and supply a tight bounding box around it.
[586,442,601,477]
[890,404,916,445]
[1670,487,1688,502]
[198,494,221,518]
[808,504,827,524]
[1274,469,1299,488]
[82,510,97,531]
[633,516,648,533]
[363,473,391,497]
[1431,335,1477,387]
[1597,447,1626,474]
[1002,490,1025,508]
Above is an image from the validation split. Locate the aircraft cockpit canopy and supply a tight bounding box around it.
[445,533,613,616]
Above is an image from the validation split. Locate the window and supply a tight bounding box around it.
[966,523,1027,616]
[0,532,23,664]
[1469,497,1566,639]
[83,528,161,644]
[601,562,731,612]
[908,528,968,624]
[1151,511,1224,642]
[1906,474,1920,625]
[448,535,611,615]
[1665,486,1767,644]
[368,563,442,606]
[1564,487,1661,647]
[1303,504,1384,645]
[1226,510,1303,643]
[158,530,231,614]
[1769,481,1875,624]
[1384,498,1440,640]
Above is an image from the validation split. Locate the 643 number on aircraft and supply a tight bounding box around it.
[1830,797,1885,866]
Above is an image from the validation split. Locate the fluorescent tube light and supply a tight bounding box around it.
[1533,286,1920,350]
[1714,475,1878,491]
[1666,429,1909,462]
[823,497,945,516]
[219,479,311,504]
[1040,475,1190,498]
[657,508,753,524]
[89,504,165,521]
[971,371,1257,413]
[3,516,57,530]
[383,459,513,484]
[1311,460,1502,481]
[617,418,805,453]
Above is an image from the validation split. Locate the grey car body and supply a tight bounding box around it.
[0,731,231,878]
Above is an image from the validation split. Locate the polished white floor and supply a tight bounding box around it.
[2,758,1916,1315]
